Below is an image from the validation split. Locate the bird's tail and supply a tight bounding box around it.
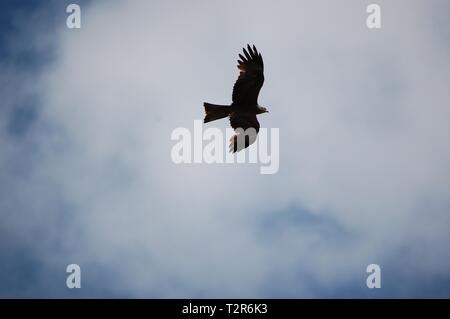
[203,103,231,123]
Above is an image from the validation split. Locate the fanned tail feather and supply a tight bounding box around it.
[203,103,231,123]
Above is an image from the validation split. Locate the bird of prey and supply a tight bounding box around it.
[203,44,268,153]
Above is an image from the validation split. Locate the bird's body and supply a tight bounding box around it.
[203,45,268,152]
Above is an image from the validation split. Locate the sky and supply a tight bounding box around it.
[1,0,450,298]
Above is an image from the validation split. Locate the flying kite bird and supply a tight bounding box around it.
[203,45,268,153]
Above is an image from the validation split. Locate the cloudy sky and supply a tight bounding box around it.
[1,0,450,298]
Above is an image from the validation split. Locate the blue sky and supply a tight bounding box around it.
[1,0,450,298]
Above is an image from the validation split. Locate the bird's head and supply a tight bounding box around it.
[257,105,269,114]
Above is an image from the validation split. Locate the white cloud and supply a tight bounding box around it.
[2,0,450,297]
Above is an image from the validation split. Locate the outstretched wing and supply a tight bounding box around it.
[232,44,264,106]
[229,112,260,153]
